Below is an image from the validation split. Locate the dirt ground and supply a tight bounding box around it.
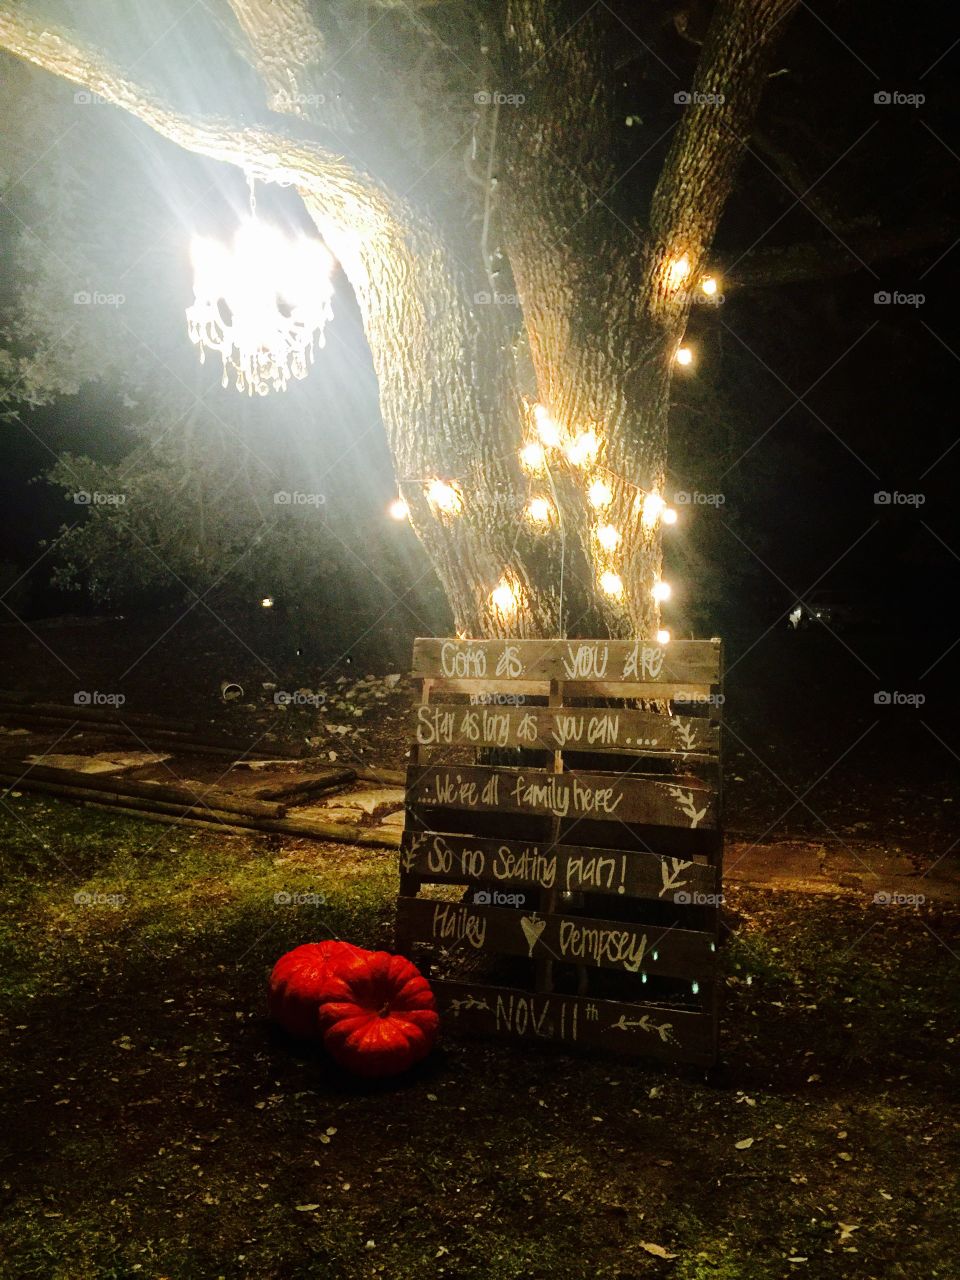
[0,612,957,1278]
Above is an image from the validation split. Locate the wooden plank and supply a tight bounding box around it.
[412,637,720,685]
[400,830,719,902]
[434,980,716,1064]
[410,703,718,757]
[397,897,715,979]
[407,763,718,831]
[425,679,715,701]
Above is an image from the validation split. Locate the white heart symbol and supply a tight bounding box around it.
[520,914,546,956]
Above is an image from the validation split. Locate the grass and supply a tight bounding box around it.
[0,793,958,1279]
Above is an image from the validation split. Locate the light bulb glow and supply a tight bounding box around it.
[676,345,694,367]
[527,497,552,524]
[656,627,671,644]
[260,596,275,609]
[701,276,718,296]
[667,254,691,289]
[520,441,546,472]
[388,498,409,521]
[491,577,520,616]
[533,404,561,447]
[426,479,462,516]
[587,477,612,508]
[652,580,672,602]
[186,218,335,395]
[566,430,599,467]
[641,492,666,528]
[597,523,620,551]
[662,506,678,525]
[600,570,624,599]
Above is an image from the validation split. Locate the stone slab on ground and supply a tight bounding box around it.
[727,839,960,902]
[25,750,172,774]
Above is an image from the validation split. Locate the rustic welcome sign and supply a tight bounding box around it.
[397,637,724,1068]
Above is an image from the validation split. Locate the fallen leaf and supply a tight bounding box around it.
[295,1204,319,1212]
[838,1223,860,1243]
[735,1138,754,1150]
[640,1242,677,1259]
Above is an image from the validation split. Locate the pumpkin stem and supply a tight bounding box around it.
[378,1001,392,1017]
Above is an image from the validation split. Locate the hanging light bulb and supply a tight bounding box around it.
[426,479,462,516]
[640,492,665,528]
[388,498,409,521]
[656,627,671,644]
[527,497,553,524]
[533,404,561,447]
[587,477,612,508]
[600,570,624,599]
[652,580,672,602]
[186,208,335,396]
[566,430,599,467]
[491,576,520,617]
[520,441,546,472]
[667,253,691,289]
[676,345,694,367]
[597,523,620,551]
[701,276,718,296]
[662,506,678,525]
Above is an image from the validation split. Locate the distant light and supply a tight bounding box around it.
[600,570,624,599]
[701,276,718,296]
[520,441,546,472]
[667,254,691,289]
[566,431,599,467]
[491,577,520,616]
[652,580,672,602]
[640,492,665,528]
[662,506,678,525]
[597,523,620,551]
[426,479,462,515]
[588,478,612,508]
[388,498,409,521]
[260,596,275,609]
[656,627,671,644]
[676,345,694,367]
[533,404,561,447]
[527,497,552,524]
[691,979,700,995]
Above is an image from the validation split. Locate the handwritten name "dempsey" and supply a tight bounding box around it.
[510,773,623,819]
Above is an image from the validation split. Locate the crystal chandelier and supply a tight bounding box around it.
[186,179,335,396]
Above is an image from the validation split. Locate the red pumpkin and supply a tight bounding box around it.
[316,950,439,1077]
[268,940,367,1039]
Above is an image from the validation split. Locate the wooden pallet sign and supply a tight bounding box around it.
[397,636,724,1068]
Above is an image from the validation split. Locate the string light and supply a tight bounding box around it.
[388,498,409,521]
[662,506,678,525]
[640,492,665,528]
[533,404,561,447]
[656,627,671,644]
[676,345,694,367]
[701,276,718,296]
[260,596,275,609]
[667,254,691,290]
[597,523,620,551]
[587,477,612,508]
[566,430,599,467]
[600,570,624,599]
[426,479,462,516]
[652,580,671,602]
[520,441,546,472]
[527,497,553,524]
[491,576,521,617]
